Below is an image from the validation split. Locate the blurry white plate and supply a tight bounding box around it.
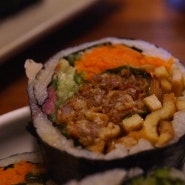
[0,0,99,64]
[0,106,39,159]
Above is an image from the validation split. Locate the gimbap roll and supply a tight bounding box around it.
[25,37,185,184]
[0,152,50,185]
[65,167,185,185]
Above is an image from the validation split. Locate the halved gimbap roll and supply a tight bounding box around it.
[0,152,51,185]
[25,37,185,184]
[65,167,185,185]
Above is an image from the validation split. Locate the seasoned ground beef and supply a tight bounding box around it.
[56,67,151,153]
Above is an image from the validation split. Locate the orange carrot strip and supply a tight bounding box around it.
[0,160,43,185]
[74,44,173,79]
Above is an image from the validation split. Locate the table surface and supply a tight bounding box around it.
[1,0,185,115]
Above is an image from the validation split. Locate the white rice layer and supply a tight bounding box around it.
[26,37,185,160]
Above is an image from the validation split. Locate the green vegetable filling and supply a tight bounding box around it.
[124,168,185,185]
[53,59,84,106]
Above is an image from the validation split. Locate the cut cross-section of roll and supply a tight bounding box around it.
[0,152,51,185]
[25,37,185,184]
[65,167,185,185]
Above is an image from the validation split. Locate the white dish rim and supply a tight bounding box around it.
[0,106,41,160]
[0,0,99,64]
[0,106,31,126]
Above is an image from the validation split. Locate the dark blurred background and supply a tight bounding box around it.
[0,0,185,114]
